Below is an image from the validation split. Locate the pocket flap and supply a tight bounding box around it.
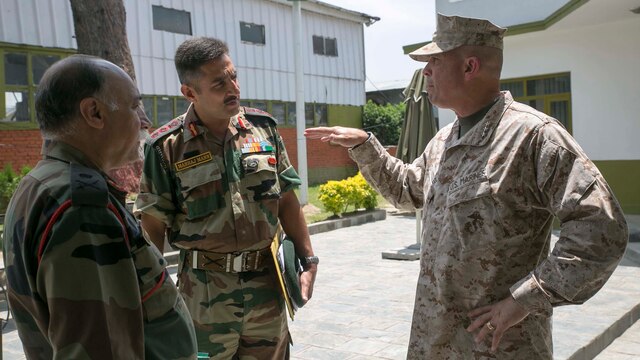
[176,161,222,192]
[243,154,277,175]
[447,180,492,208]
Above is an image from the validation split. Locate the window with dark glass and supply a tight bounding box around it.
[176,98,190,115]
[251,101,268,112]
[324,38,338,56]
[312,36,338,57]
[152,5,192,35]
[240,22,266,45]
[271,103,285,124]
[305,103,314,126]
[5,53,28,86]
[156,97,174,125]
[286,102,296,125]
[32,55,60,84]
[141,97,154,124]
[312,36,325,55]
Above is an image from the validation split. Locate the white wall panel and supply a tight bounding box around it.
[2,0,367,106]
[0,0,75,49]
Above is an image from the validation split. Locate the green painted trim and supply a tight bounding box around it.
[594,160,640,214]
[506,0,590,36]
[0,122,39,130]
[0,42,76,54]
[402,0,590,54]
[327,104,362,128]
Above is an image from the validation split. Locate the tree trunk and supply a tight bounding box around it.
[70,0,142,194]
[69,0,136,80]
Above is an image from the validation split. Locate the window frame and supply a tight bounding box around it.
[152,5,192,35]
[312,35,338,57]
[239,21,266,45]
[142,95,192,127]
[500,72,572,133]
[0,44,72,129]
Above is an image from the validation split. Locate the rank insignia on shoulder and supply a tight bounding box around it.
[241,137,274,154]
[175,151,213,172]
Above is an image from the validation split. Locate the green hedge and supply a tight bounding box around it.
[0,164,31,213]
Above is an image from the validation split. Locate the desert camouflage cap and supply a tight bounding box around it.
[409,13,507,62]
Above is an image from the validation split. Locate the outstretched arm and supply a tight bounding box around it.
[304,126,369,148]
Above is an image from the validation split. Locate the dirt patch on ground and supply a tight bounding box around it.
[302,204,323,216]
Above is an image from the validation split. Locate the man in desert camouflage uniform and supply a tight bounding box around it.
[306,14,628,359]
[2,55,197,359]
[135,37,317,359]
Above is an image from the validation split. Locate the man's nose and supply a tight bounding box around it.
[229,78,240,93]
[422,63,431,77]
[137,108,152,129]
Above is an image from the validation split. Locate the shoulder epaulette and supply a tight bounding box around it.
[70,163,108,207]
[147,116,184,145]
[243,107,278,127]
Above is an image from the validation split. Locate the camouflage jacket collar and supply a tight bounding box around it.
[183,104,253,143]
[42,140,103,172]
[446,91,514,149]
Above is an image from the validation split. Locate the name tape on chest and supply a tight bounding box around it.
[175,151,213,172]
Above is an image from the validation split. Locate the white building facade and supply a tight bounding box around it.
[404,0,640,213]
[0,0,375,128]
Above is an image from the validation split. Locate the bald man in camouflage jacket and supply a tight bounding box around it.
[2,55,197,359]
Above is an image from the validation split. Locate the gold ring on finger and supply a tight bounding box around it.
[485,321,495,331]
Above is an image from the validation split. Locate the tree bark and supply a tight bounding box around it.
[70,0,142,194]
[69,0,136,80]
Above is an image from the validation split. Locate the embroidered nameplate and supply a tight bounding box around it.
[175,151,213,172]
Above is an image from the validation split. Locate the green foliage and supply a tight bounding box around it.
[318,172,378,216]
[362,100,405,146]
[0,164,31,213]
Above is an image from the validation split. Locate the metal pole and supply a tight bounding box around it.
[292,0,308,204]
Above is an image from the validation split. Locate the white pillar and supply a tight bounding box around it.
[292,0,308,205]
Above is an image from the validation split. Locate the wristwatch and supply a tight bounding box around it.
[300,255,319,269]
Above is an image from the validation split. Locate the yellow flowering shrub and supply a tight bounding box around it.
[318,172,378,216]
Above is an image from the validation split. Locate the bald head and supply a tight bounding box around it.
[35,55,129,138]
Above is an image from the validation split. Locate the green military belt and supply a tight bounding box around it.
[187,248,271,273]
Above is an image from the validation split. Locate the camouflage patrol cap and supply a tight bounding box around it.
[409,13,507,62]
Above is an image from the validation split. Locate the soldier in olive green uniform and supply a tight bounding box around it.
[135,37,317,359]
[306,14,627,360]
[2,55,197,359]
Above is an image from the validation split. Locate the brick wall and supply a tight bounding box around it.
[0,130,42,171]
[0,128,398,183]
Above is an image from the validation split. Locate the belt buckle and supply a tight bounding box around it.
[231,252,246,273]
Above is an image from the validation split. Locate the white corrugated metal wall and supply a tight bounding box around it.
[0,0,367,106]
[0,0,76,49]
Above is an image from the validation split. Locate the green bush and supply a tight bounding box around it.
[318,172,378,216]
[362,100,405,146]
[0,164,31,213]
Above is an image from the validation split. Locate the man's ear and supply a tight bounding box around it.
[464,57,481,80]
[79,97,105,129]
[181,84,198,103]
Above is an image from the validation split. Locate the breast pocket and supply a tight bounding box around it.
[447,180,499,251]
[242,154,280,202]
[175,161,223,220]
